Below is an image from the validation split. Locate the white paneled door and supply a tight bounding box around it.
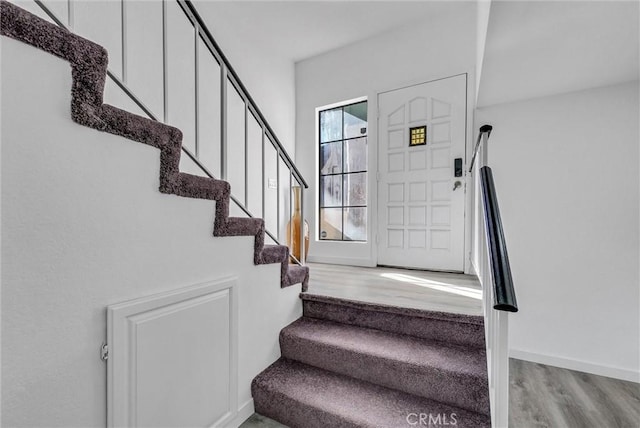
[377,75,467,271]
[107,279,238,427]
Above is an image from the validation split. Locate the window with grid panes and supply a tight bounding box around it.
[318,101,367,241]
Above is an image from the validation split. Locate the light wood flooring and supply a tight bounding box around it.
[509,359,640,427]
[305,262,483,316]
[241,359,640,428]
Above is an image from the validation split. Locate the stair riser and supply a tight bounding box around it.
[252,359,491,428]
[280,333,490,416]
[303,299,485,349]
[252,383,362,428]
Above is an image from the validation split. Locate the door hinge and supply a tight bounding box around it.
[100,343,109,361]
[376,172,381,181]
[375,234,379,244]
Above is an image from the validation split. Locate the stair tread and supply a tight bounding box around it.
[253,358,490,428]
[301,293,486,349]
[301,292,484,325]
[282,317,487,378]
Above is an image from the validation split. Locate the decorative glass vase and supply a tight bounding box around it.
[286,186,310,263]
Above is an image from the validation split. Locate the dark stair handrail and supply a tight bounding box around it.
[476,126,518,312]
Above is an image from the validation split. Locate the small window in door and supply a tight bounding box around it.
[318,100,368,241]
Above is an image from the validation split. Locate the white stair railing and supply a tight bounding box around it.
[470,125,518,427]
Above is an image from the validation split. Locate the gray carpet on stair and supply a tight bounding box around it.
[253,358,490,428]
[302,293,485,348]
[253,295,491,427]
[280,317,489,415]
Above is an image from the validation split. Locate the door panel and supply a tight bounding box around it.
[107,279,238,427]
[377,75,466,271]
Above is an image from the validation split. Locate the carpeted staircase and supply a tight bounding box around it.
[0,0,309,290]
[252,293,491,428]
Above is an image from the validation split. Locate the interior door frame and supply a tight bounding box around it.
[373,72,473,274]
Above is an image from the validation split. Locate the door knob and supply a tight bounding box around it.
[453,181,462,191]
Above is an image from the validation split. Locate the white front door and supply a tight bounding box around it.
[377,74,467,271]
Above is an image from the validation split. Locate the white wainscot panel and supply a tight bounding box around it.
[107,278,238,428]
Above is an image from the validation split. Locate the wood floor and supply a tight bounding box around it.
[241,359,640,428]
[509,359,640,427]
[305,262,483,316]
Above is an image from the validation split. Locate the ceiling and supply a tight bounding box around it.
[193,1,460,63]
[478,1,640,107]
[193,1,639,106]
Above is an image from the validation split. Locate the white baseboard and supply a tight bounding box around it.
[226,399,254,428]
[510,349,640,383]
[306,255,376,267]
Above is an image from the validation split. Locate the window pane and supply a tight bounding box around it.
[344,102,367,139]
[343,207,367,241]
[344,172,367,206]
[344,137,367,173]
[320,142,342,175]
[320,208,343,240]
[320,175,342,207]
[320,108,342,142]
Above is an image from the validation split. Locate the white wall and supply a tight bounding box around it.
[475,0,491,104]
[477,1,639,108]
[475,81,640,381]
[1,36,302,426]
[295,1,478,266]
[194,1,297,157]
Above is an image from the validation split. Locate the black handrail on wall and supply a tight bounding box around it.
[480,164,518,312]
